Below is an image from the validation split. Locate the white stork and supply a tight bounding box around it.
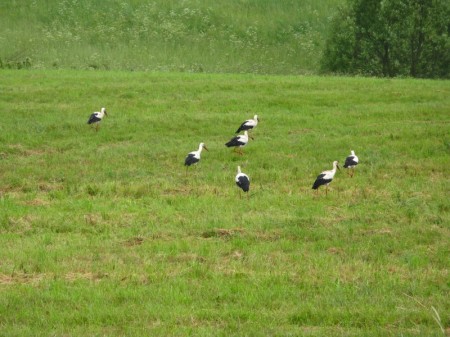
[343,150,359,177]
[184,142,208,173]
[312,161,340,195]
[236,115,259,134]
[225,131,251,155]
[235,166,250,197]
[87,107,108,131]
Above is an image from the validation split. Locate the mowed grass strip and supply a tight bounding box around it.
[0,70,449,336]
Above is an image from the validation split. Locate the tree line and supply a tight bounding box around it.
[321,0,449,78]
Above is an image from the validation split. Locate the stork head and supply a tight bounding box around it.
[101,107,108,116]
[333,161,340,171]
[200,143,208,151]
[350,150,355,156]
[254,115,259,122]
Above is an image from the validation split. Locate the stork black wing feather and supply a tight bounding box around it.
[312,174,332,189]
[87,114,101,124]
[235,121,252,133]
[236,176,250,192]
[184,153,199,166]
[225,136,242,147]
[343,156,358,168]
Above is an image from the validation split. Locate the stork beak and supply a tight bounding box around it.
[337,164,341,171]
[104,111,108,116]
[203,145,208,151]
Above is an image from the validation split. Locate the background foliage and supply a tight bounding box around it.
[321,0,450,78]
[3,0,449,77]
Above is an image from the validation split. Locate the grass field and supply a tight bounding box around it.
[0,0,341,74]
[0,69,449,336]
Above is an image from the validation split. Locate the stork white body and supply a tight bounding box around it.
[225,131,250,155]
[184,142,208,168]
[236,115,258,133]
[312,161,340,194]
[87,107,107,130]
[343,150,359,177]
[235,166,250,196]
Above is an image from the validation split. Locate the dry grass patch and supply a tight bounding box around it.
[0,272,46,285]
[123,236,145,247]
[168,253,206,264]
[21,198,51,206]
[360,227,393,236]
[7,144,54,157]
[327,247,345,255]
[64,271,107,282]
[201,228,245,238]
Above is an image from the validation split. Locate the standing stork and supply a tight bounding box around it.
[343,150,359,177]
[184,142,208,174]
[236,115,259,134]
[235,166,250,198]
[225,131,252,155]
[312,161,340,195]
[87,107,108,131]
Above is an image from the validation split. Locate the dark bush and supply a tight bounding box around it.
[321,0,450,78]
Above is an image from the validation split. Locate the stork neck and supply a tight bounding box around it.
[237,166,241,174]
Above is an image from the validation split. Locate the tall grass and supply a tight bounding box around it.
[0,69,448,336]
[0,0,342,73]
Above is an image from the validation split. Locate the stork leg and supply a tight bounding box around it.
[313,188,319,198]
[325,185,328,196]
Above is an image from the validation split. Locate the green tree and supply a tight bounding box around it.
[321,0,450,78]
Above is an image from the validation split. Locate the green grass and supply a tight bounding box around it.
[0,69,449,336]
[0,0,342,74]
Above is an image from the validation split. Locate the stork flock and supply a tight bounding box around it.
[88,109,359,196]
[183,115,258,197]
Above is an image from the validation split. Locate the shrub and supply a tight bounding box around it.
[321,0,450,78]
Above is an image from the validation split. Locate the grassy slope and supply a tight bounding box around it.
[0,0,341,74]
[0,70,449,336]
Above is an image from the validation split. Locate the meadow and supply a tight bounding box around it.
[0,69,449,336]
[0,0,341,74]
